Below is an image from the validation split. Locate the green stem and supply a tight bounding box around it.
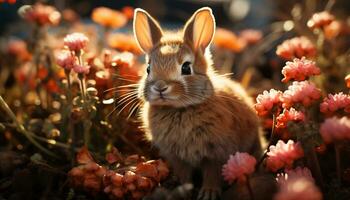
[65,70,76,158]
[246,176,255,200]
[335,144,342,183]
[0,95,57,158]
[305,144,324,188]
[256,113,277,168]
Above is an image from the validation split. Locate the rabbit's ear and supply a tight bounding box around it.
[183,7,215,52]
[133,8,163,53]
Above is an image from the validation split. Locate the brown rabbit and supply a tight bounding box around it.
[133,7,264,200]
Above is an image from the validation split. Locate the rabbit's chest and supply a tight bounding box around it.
[148,108,232,166]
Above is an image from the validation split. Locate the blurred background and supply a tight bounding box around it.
[1,0,349,90]
[0,0,350,199]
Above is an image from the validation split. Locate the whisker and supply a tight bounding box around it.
[116,91,138,99]
[106,105,120,118]
[112,73,141,78]
[114,77,139,83]
[127,101,141,119]
[117,97,140,116]
[116,84,140,88]
[117,93,138,105]
[104,87,138,93]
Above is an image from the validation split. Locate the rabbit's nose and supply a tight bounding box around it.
[155,86,168,92]
[151,80,169,93]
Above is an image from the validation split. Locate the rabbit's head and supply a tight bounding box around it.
[133,7,216,107]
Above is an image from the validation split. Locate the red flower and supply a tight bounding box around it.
[320,116,350,144]
[254,89,282,116]
[307,11,335,30]
[222,152,256,184]
[18,3,61,26]
[281,81,321,108]
[7,39,31,62]
[45,79,60,93]
[276,108,305,129]
[122,6,134,20]
[0,0,16,4]
[69,163,107,195]
[281,57,320,82]
[266,140,304,172]
[64,32,89,52]
[276,37,316,60]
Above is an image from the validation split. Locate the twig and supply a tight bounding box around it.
[0,95,57,158]
[325,0,336,11]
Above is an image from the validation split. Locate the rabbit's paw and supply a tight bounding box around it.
[197,187,221,200]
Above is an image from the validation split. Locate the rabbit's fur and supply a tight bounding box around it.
[133,7,264,200]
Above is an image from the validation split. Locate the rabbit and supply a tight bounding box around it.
[133,7,265,200]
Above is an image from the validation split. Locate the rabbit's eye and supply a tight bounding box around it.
[146,64,150,74]
[181,61,191,75]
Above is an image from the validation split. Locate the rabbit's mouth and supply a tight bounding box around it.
[148,94,178,106]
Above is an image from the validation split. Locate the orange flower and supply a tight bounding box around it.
[324,20,342,39]
[107,33,143,55]
[213,28,246,52]
[91,7,127,29]
[345,74,350,88]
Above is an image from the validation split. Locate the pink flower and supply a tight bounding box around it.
[276,167,314,184]
[254,89,282,116]
[64,33,89,52]
[281,81,321,108]
[73,63,90,74]
[281,57,321,82]
[307,11,335,30]
[266,140,304,172]
[320,116,350,144]
[239,29,263,45]
[276,108,305,129]
[274,176,322,200]
[276,37,316,60]
[18,3,61,26]
[320,93,350,115]
[56,51,76,70]
[222,152,256,184]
